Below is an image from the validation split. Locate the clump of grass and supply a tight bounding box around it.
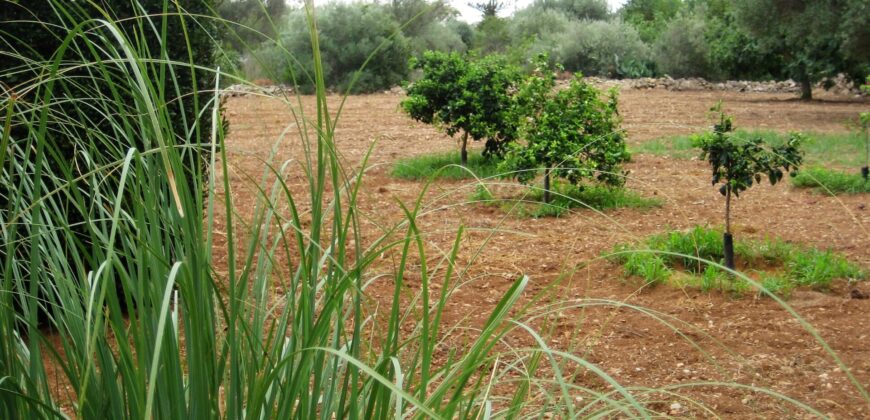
[792,167,870,194]
[633,130,865,167]
[503,182,662,218]
[608,226,865,295]
[391,150,501,180]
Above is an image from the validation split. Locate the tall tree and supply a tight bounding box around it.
[734,0,870,100]
[469,0,511,18]
[217,0,288,50]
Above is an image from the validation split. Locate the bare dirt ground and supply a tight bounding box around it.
[218,88,870,417]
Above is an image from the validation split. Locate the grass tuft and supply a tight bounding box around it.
[481,182,662,218]
[608,226,865,295]
[633,130,865,167]
[792,167,870,194]
[391,150,501,180]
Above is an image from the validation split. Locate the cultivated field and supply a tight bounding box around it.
[218,88,870,417]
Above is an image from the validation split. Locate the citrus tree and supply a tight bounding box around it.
[402,51,520,165]
[693,106,804,270]
[499,56,629,203]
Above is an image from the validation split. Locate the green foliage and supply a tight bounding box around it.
[620,0,683,43]
[500,56,630,201]
[528,0,610,21]
[402,51,521,159]
[693,108,803,200]
[472,15,512,54]
[554,20,653,78]
[623,253,672,285]
[610,227,865,294]
[635,130,867,168]
[787,249,865,289]
[217,0,287,51]
[390,0,468,55]
[391,150,502,180]
[703,11,784,81]
[733,0,870,99]
[653,13,710,78]
[259,3,411,93]
[792,167,870,194]
[514,182,661,217]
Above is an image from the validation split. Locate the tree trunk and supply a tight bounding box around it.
[863,130,869,180]
[800,78,812,100]
[543,168,551,204]
[460,132,468,166]
[723,184,735,271]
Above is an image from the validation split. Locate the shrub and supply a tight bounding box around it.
[652,13,710,78]
[704,13,784,81]
[259,3,411,93]
[508,8,572,43]
[620,0,683,43]
[500,56,630,203]
[551,19,652,78]
[408,22,469,55]
[526,0,610,21]
[402,51,521,164]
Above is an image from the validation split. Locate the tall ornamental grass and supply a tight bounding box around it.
[0,1,866,419]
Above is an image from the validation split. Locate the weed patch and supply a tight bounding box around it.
[633,130,864,167]
[792,167,870,194]
[608,226,865,296]
[471,181,661,218]
[391,151,502,180]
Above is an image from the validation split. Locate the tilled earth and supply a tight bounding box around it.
[217,88,870,418]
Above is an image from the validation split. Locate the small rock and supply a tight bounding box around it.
[850,289,868,299]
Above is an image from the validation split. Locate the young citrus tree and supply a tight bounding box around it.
[693,106,804,270]
[499,55,629,203]
[402,51,520,165]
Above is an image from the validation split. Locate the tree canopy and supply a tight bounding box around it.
[733,0,870,99]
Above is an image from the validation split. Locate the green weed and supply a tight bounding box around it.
[391,150,502,180]
[609,226,865,295]
[792,167,870,194]
[633,130,864,167]
[511,182,662,218]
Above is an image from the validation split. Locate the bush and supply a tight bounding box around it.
[525,0,610,21]
[652,13,710,78]
[408,22,468,55]
[402,51,521,163]
[509,8,572,44]
[620,0,683,43]
[550,20,652,78]
[259,3,411,93]
[500,57,631,202]
[704,13,784,81]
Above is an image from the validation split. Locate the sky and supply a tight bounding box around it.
[452,0,629,23]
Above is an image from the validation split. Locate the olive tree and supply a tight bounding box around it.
[499,56,629,203]
[693,107,804,270]
[402,51,521,165]
[734,0,870,100]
